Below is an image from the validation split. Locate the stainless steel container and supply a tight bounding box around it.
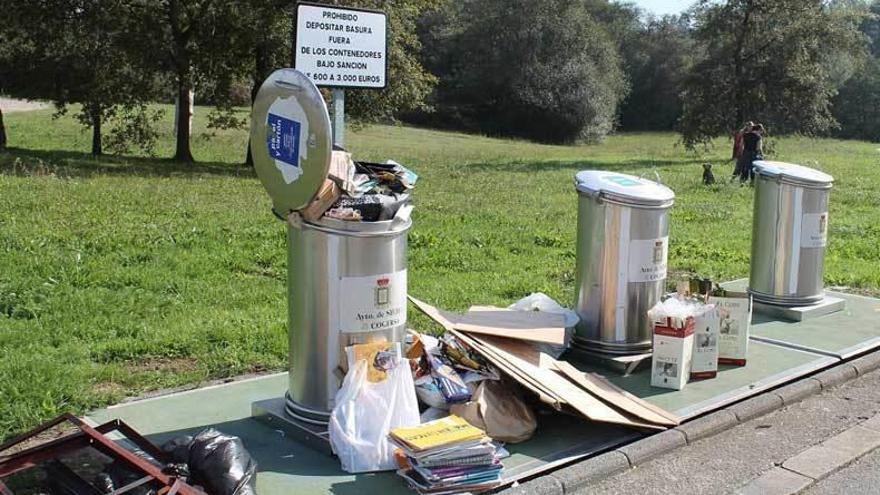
[749,161,833,306]
[249,69,411,426]
[573,171,675,355]
[285,215,410,424]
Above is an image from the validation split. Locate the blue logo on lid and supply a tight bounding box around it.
[267,113,301,168]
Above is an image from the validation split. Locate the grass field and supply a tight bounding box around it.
[1,104,879,439]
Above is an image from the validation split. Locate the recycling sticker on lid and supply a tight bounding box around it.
[603,175,643,187]
[266,97,309,184]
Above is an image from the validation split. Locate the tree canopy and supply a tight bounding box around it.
[678,0,869,148]
[416,0,627,143]
[833,1,880,142]
[0,0,162,155]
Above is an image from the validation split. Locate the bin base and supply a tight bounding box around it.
[284,393,331,425]
[567,344,652,375]
[753,294,846,322]
[252,396,333,455]
[571,337,652,357]
[748,288,825,307]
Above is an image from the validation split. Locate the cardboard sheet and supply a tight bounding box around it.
[553,361,679,426]
[408,296,566,345]
[458,306,566,345]
[409,296,666,431]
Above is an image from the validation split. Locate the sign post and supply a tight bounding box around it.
[332,88,345,147]
[294,2,388,147]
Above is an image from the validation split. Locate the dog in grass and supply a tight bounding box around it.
[702,163,716,185]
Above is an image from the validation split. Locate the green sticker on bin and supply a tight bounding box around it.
[604,175,642,187]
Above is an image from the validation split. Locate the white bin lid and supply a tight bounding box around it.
[754,161,834,187]
[249,69,333,215]
[575,171,675,207]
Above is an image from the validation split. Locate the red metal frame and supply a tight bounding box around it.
[0,413,203,495]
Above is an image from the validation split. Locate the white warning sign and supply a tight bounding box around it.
[629,237,669,283]
[338,270,407,333]
[295,3,387,88]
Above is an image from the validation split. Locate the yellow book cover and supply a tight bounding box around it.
[389,415,486,451]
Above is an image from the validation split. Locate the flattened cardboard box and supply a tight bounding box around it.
[651,316,695,391]
[690,305,720,380]
[711,292,752,365]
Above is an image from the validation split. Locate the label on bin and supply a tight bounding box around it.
[628,237,668,282]
[266,97,309,184]
[800,212,828,248]
[338,270,407,333]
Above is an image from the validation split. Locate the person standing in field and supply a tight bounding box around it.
[731,121,753,179]
[739,123,765,184]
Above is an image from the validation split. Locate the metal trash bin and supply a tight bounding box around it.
[572,171,675,355]
[250,69,410,425]
[749,161,833,306]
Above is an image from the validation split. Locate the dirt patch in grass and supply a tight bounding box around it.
[91,381,126,397]
[127,357,200,374]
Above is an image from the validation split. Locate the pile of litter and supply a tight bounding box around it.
[409,296,680,431]
[390,415,505,494]
[303,150,418,223]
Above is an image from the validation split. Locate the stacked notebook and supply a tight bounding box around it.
[389,415,503,494]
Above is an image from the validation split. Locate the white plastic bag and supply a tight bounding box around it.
[508,293,579,358]
[328,355,420,473]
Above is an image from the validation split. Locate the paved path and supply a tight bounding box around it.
[573,365,880,494]
[0,97,48,113]
[804,448,880,494]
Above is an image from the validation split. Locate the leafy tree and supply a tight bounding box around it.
[679,0,868,148]
[338,0,441,123]
[617,15,695,131]
[417,0,627,143]
[0,0,161,155]
[129,0,256,163]
[833,1,880,141]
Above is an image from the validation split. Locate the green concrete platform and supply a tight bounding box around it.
[568,340,836,419]
[83,287,880,494]
[724,279,880,359]
[87,374,637,494]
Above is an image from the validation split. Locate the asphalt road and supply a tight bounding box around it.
[575,365,880,495]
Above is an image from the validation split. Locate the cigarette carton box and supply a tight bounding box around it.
[711,292,752,366]
[690,305,720,380]
[651,316,695,390]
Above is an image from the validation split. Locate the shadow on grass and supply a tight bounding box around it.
[0,147,256,179]
[465,157,706,173]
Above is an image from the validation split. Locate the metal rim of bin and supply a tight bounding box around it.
[574,184,675,210]
[291,214,413,237]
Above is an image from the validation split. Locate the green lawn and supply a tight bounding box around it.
[1,105,878,439]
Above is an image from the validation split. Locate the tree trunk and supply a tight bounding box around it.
[733,1,755,128]
[0,107,7,150]
[90,106,103,156]
[174,81,195,163]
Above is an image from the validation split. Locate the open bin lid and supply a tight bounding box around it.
[753,161,834,188]
[250,69,333,216]
[575,171,675,208]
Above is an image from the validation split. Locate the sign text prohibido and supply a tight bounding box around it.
[295,3,388,89]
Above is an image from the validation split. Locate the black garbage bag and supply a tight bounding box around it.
[161,429,257,495]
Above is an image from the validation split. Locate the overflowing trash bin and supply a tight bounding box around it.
[249,69,415,424]
[572,171,675,355]
[748,161,833,306]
